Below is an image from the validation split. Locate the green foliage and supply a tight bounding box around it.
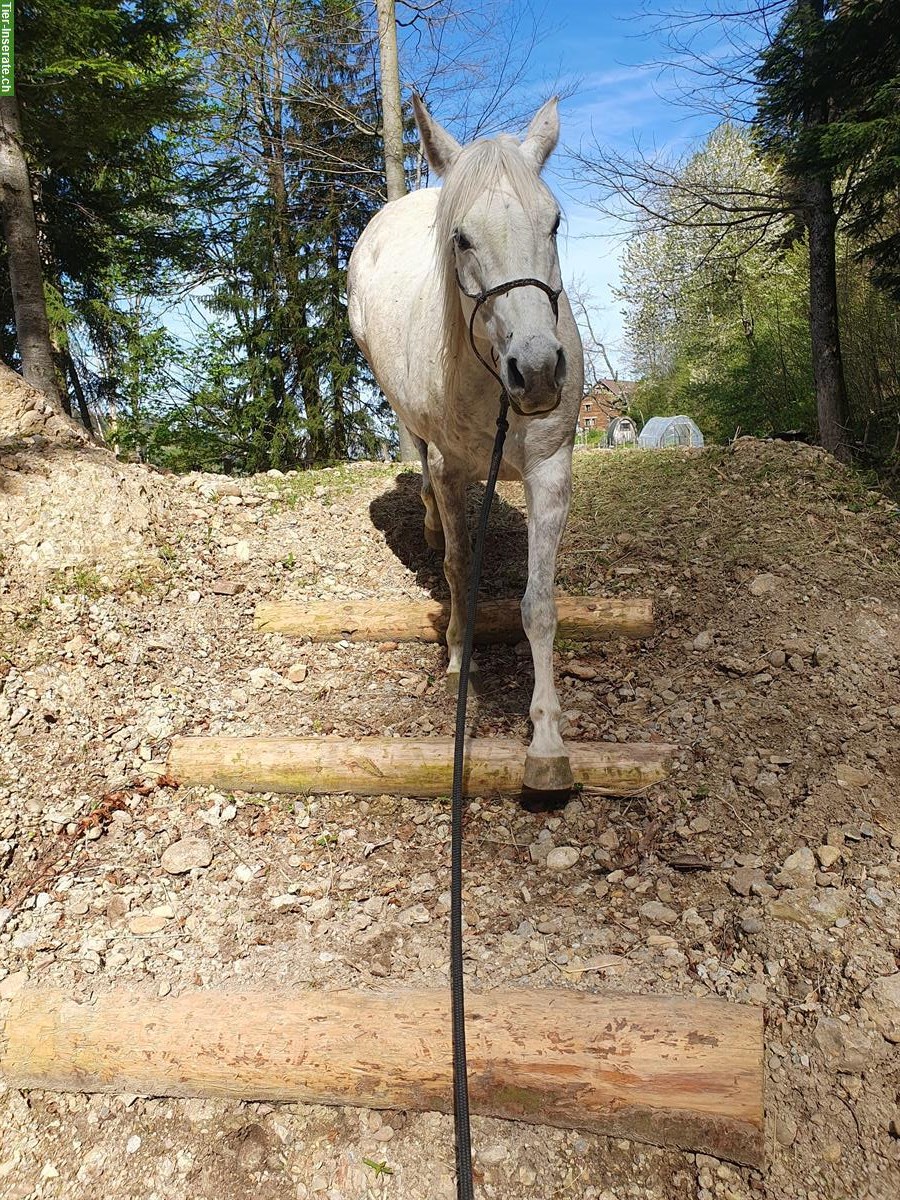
[619,121,900,464]
[618,126,817,441]
[757,0,900,298]
[5,3,202,376]
[151,0,392,472]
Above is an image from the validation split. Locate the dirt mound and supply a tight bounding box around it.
[0,439,899,1200]
[0,363,88,448]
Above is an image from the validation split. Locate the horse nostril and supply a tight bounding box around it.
[507,357,526,393]
[554,347,567,388]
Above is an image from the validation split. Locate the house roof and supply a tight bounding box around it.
[592,378,639,399]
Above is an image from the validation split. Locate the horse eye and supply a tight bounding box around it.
[551,213,561,237]
[454,230,473,252]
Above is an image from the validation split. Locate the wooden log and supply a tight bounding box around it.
[168,736,675,798]
[0,987,764,1166]
[254,594,653,643]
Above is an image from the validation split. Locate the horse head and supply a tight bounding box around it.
[413,95,568,416]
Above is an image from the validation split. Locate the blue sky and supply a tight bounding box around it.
[513,1,721,371]
[165,2,728,377]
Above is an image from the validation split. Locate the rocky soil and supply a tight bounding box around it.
[1,433,899,1200]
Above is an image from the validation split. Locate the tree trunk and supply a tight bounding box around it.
[0,96,63,407]
[801,0,851,463]
[375,0,417,462]
[806,175,851,461]
[64,347,97,437]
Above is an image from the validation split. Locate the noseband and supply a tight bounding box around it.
[455,272,563,417]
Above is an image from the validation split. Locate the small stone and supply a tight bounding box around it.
[821,1141,842,1164]
[128,914,168,936]
[692,631,713,651]
[813,1016,888,1072]
[861,974,900,1043]
[0,970,28,1000]
[740,914,764,935]
[161,837,213,874]
[270,894,304,912]
[775,1113,798,1147]
[106,894,129,922]
[307,898,334,921]
[234,864,255,883]
[639,900,678,925]
[815,845,842,870]
[211,579,244,596]
[287,662,308,683]
[809,889,849,927]
[749,573,778,597]
[126,1135,141,1155]
[477,1144,508,1166]
[186,591,202,605]
[836,764,871,789]
[232,540,251,563]
[565,661,597,680]
[9,705,29,728]
[729,868,766,897]
[774,847,816,889]
[545,846,580,871]
[768,650,786,668]
[768,890,815,927]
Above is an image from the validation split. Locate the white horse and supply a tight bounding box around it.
[348,96,583,793]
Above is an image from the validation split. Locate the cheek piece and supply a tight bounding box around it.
[455,269,563,416]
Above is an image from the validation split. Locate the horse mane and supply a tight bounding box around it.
[433,134,555,393]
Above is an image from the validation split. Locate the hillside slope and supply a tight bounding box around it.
[1,439,898,1200]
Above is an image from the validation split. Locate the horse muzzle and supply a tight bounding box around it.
[501,340,567,415]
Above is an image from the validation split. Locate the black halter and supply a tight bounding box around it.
[455,271,563,416]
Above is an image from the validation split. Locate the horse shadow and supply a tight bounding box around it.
[369,470,530,605]
[369,473,546,720]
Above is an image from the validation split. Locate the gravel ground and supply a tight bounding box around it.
[1,438,899,1200]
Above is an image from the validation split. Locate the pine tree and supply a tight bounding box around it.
[2,1,201,426]
[183,0,387,471]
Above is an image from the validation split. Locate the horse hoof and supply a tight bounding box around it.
[425,524,445,552]
[523,753,574,794]
[446,667,480,699]
[520,787,571,814]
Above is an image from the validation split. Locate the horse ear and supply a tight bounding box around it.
[520,96,560,172]
[412,93,461,178]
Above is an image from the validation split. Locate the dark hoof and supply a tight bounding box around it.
[446,667,481,699]
[523,753,574,793]
[425,523,445,552]
[520,787,572,813]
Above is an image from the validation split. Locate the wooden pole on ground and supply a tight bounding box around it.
[254,595,653,644]
[168,736,674,798]
[0,987,764,1166]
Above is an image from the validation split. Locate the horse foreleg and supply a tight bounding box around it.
[522,450,573,792]
[415,435,444,552]
[427,446,478,691]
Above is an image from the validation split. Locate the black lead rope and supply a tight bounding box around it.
[450,270,562,1199]
[451,394,509,1200]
